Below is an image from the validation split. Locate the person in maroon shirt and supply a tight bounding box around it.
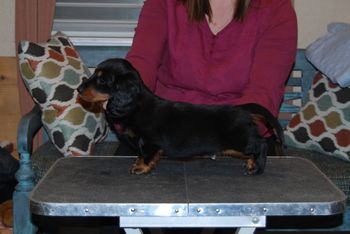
[116,0,297,156]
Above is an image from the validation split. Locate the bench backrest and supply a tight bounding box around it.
[279,49,317,127]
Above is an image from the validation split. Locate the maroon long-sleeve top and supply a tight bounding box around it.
[126,0,297,116]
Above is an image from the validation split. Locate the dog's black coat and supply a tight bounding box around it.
[78,58,282,175]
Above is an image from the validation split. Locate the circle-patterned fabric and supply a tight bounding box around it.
[285,73,350,162]
[18,32,108,156]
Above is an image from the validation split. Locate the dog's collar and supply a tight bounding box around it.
[114,123,124,134]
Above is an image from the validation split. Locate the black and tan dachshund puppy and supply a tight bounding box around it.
[78,58,283,175]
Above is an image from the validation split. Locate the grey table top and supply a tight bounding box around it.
[30,156,346,218]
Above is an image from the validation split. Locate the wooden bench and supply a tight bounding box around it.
[14,47,350,234]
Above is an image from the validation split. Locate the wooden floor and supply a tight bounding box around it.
[0,200,12,234]
[0,229,12,234]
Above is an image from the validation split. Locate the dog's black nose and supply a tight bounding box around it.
[77,77,90,94]
[77,84,84,94]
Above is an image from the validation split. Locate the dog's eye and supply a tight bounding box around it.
[97,76,106,85]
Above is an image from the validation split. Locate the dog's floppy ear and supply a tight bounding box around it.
[107,70,143,118]
[114,70,142,92]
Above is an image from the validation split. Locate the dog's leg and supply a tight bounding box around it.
[253,141,267,175]
[242,138,268,175]
[220,146,266,175]
[220,149,257,175]
[130,149,163,175]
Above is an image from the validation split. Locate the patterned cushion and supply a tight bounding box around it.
[285,73,350,162]
[18,32,108,156]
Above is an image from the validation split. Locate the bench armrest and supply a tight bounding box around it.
[17,105,43,155]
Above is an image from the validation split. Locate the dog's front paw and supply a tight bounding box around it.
[129,157,152,175]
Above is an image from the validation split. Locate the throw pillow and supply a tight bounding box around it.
[18,32,108,156]
[306,22,350,87]
[285,73,350,162]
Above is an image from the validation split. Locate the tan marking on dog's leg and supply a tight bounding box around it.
[221,149,248,159]
[130,157,147,174]
[130,150,163,175]
[245,157,257,175]
[147,150,162,170]
[221,149,257,175]
[133,157,145,168]
[126,128,136,138]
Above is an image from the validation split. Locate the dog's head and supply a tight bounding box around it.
[78,58,143,118]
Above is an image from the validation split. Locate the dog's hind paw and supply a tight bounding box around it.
[243,158,256,175]
[243,158,263,175]
[130,165,151,174]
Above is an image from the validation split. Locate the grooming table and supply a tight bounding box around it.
[30,156,346,234]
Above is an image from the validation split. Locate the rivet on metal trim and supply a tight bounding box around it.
[252,217,260,224]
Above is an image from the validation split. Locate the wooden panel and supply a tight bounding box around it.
[0,57,21,152]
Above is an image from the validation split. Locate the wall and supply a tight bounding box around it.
[1,0,350,54]
[0,0,350,149]
[0,0,15,56]
[294,0,350,48]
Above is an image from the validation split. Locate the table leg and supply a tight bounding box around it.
[124,228,144,234]
[235,227,256,234]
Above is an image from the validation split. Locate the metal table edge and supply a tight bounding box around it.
[29,156,347,218]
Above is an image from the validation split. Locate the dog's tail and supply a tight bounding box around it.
[237,103,285,156]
